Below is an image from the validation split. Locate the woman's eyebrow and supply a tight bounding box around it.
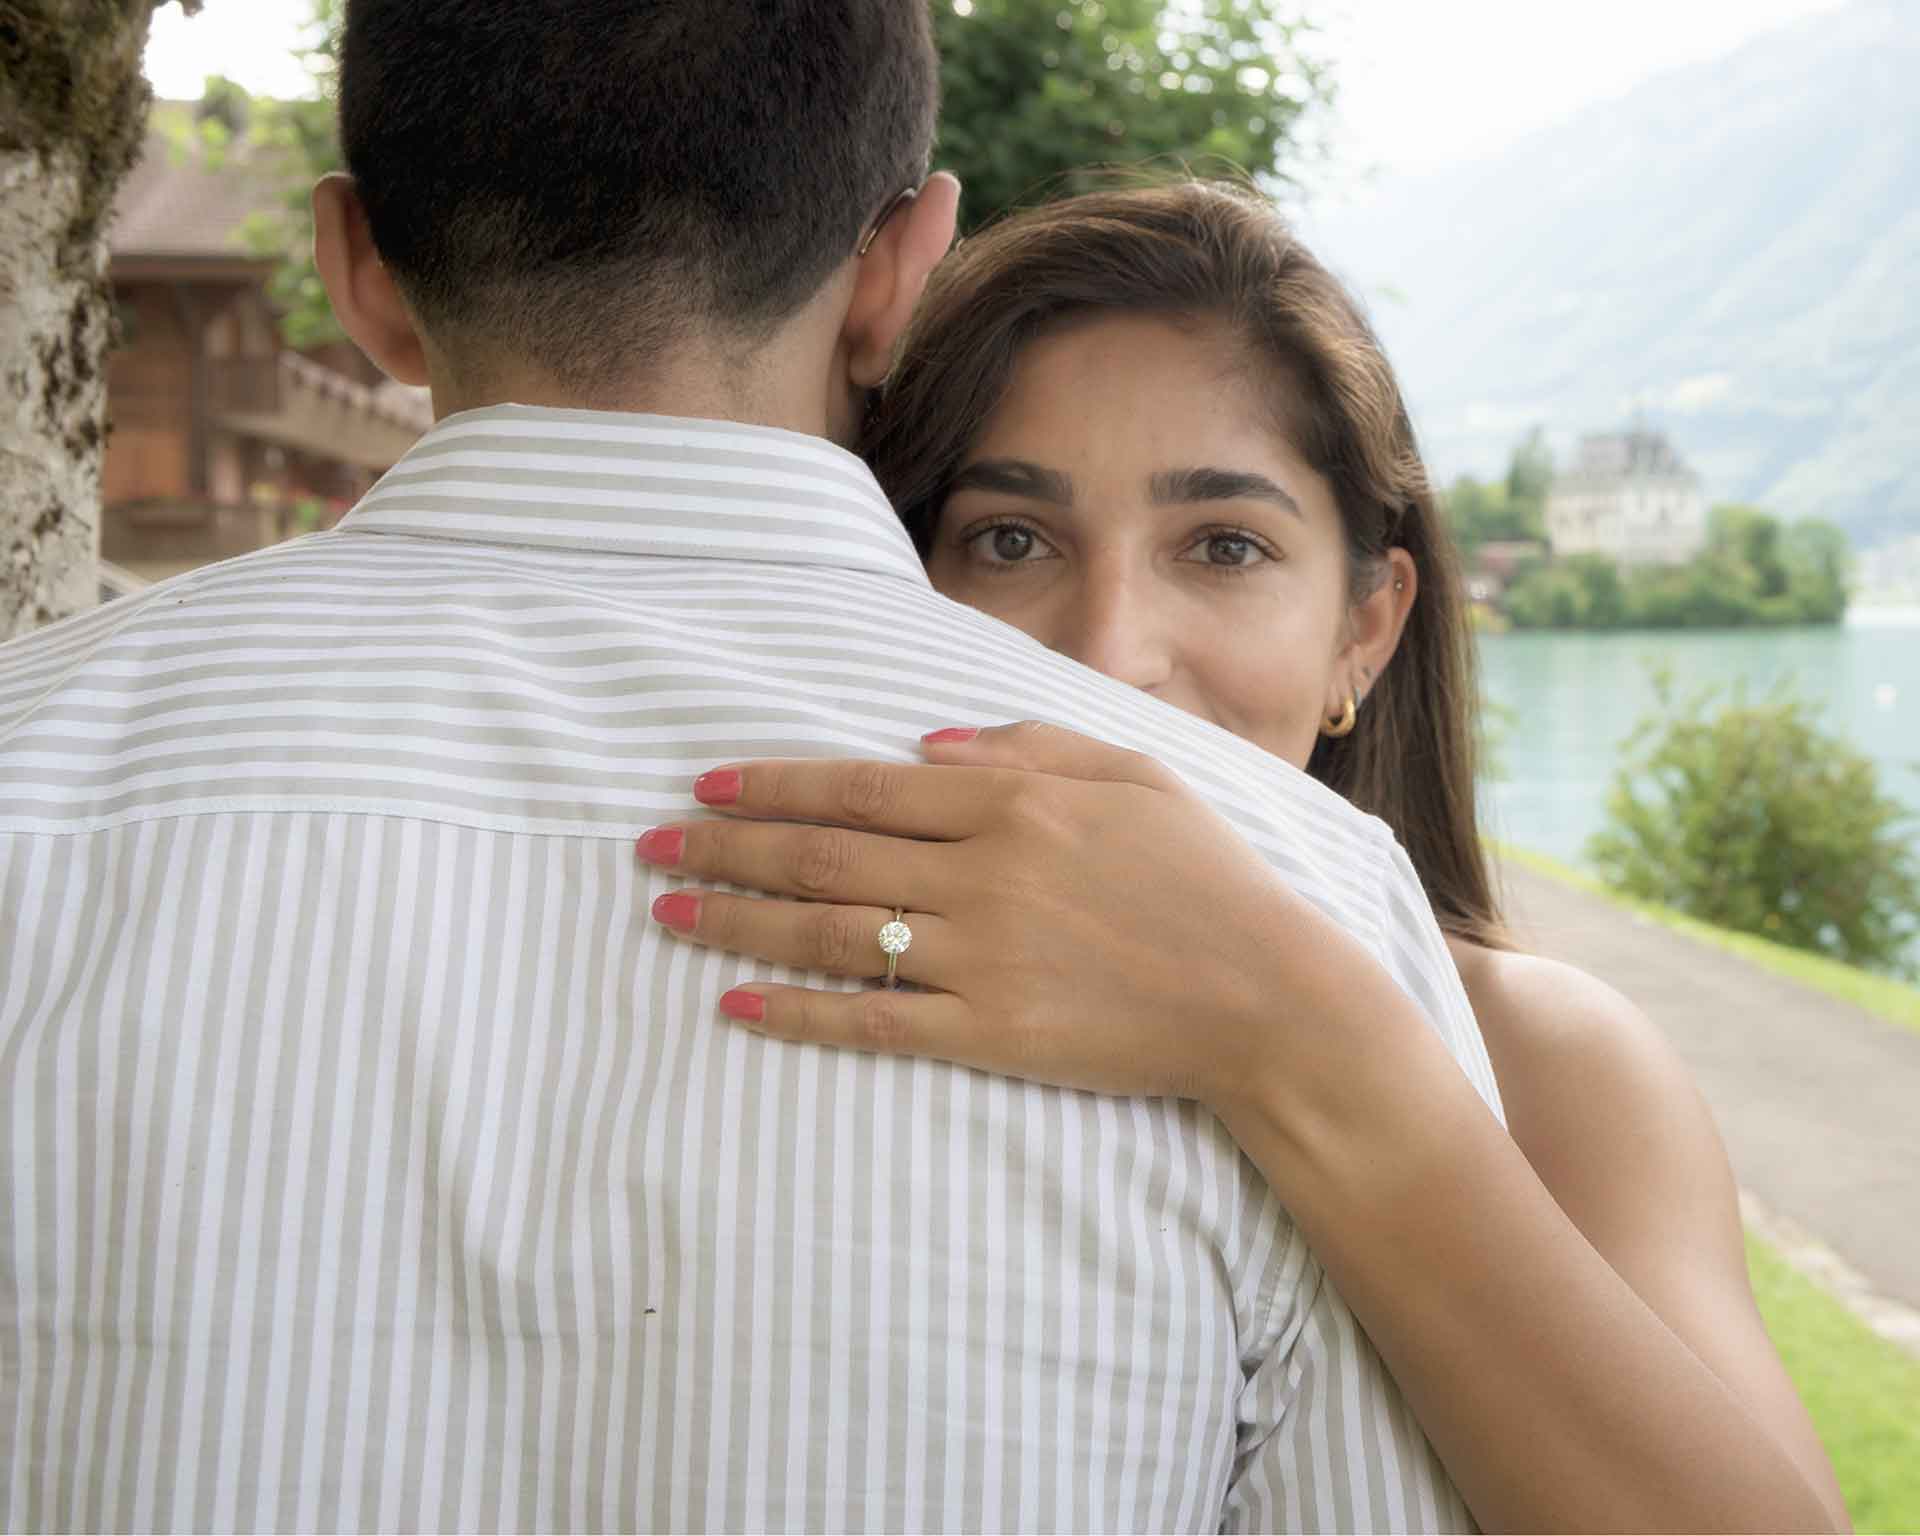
[1150,466,1304,520]
[949,458,1075,505]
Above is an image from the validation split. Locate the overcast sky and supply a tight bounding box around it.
[1310,0,1851,181]
[146,0,1858,185]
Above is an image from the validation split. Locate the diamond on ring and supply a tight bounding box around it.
[878,909,913,990]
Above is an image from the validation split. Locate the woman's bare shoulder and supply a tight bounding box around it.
[1446,943,1732,1223]
[1449,944,1656,1062]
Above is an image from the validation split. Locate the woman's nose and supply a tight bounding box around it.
[1056,567,1176,694]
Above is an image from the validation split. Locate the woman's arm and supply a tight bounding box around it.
[1463,951,1847,1529]
[641,722,1848,1532]
[1214,923,1848,1533]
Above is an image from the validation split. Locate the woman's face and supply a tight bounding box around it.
[926,312,1412,769]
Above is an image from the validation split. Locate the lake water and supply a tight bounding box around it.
[1476,610,1920,873]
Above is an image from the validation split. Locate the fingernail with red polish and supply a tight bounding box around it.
[650,891,702,931]
[693,768,742,805]
[922,727,980,744]
[635,827,685,866]
[719,988,766,1023]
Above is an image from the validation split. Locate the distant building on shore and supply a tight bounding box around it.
[1464,539,1547,606]
[1545,430,1708,567]
[1854,532,1920,605]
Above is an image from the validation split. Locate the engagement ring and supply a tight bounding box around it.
[877,909,913,989]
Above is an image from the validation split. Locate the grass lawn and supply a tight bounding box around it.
[1494,843,1920,1038]
[1747,1232,1920,1533]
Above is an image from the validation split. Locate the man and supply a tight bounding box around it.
[0,2,1502,1528]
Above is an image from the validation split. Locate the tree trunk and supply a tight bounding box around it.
[0,0,190,640]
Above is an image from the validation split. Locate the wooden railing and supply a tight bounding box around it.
[205,351,431,470]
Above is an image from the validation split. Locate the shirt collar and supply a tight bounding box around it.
[338,403,929,585]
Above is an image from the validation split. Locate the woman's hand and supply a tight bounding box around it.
[636,720,1341,1115]
[637,727,1852,1535]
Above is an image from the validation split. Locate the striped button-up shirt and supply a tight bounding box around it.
[1,406,1503,1533]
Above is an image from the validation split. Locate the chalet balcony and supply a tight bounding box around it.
[209,351,431,472]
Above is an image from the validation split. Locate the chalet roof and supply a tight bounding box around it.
[109,114,289,262]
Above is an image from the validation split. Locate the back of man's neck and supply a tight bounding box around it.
[426,348,833,441]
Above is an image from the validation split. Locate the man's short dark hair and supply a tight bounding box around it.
[338,1,939,387]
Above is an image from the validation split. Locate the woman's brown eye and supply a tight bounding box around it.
[1208,535,1255,565]
[991,526,1036,561]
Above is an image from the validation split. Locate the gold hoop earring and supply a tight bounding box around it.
[1323,692,1358,739]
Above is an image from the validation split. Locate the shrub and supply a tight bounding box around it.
[1589,679,1920,977]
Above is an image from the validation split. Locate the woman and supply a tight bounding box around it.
[635,181,1848,1532]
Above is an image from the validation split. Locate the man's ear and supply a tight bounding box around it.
[312,173,431,387]
[1332,548,1419,717]
[841,171,962,388]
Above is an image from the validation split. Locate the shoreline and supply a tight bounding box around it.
[1486,603,1920,635]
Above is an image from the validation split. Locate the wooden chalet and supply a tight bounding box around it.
[101,113,430,584]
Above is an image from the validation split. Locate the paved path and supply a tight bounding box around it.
[1499,861,1920,1312]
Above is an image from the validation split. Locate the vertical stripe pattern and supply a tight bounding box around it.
[1,405,1501,1531]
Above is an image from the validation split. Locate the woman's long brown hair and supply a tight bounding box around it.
[863,177,1508,950]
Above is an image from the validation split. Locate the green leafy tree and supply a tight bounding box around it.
[1504,555,1623,628]
[1782,516,1851,623]
[1446,475,1545,554]
[1590,679,1920,976]
[1504,562,1583,628]
[240,0,1339,345]
[1504,424,1554,509]
[934,0,1335,230]
[1636,550,1763,629]
[238,0,343,346]
[1712,504,1788,603]
[1568,552,1627,624]
[159,10,341,347]
[1446,430,1551,555]
[193,73,251,136]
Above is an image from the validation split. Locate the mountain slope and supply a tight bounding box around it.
[1302,0,1920,548]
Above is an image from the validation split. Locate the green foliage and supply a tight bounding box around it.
[225,0,1334,345]
[934,0,1334,230]
[236,1,344,347]
[1747,1233,1920,1533]
[1783,516,1851,623]
[1444,430,1550,555]
[1505,553,1624,628]
[1589,679,1920,977]
[1446,475,1545,551]
[1506,505,1853,630]
[193,73,253,136]
[150,70,339,346]
[1503,424,1553,508]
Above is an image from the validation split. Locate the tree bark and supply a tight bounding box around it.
[0,0,193,640]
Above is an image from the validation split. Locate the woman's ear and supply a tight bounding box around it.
[1333,548,1419,715]
[840,172,962,388]
[312,173,431,387]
